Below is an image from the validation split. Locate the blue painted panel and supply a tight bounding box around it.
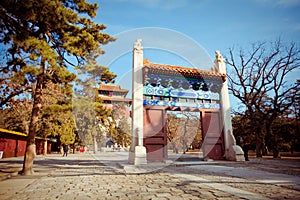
[143,99,220,109]
[143,86,220,100]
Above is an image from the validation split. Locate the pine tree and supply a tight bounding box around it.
[73,97,114,153]
[0,0,114,175]
[0,98,32,134]
[111,103,131,148]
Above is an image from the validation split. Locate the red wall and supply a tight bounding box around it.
[0,135,52,158]
[0,138,26,158]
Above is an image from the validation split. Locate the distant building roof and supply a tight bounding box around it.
[99,84,129,93]
[98,84,132,104]
[99,96,132,102]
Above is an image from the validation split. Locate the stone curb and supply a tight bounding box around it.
[0,169,20,181]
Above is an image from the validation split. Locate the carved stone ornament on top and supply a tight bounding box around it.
[214,50,227,82]
[134,39,143,51]
[215,50,225,63]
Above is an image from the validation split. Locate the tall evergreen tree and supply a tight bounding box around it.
[0,98,32,133]
[39,104,76,154]
[37,80,76,155]
[0,0,114,175]
[111,103,131,148]
[73,97,114,152]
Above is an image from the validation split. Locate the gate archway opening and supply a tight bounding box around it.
[166,110,202,156]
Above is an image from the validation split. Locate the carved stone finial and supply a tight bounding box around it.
[134,39,143,51]
[215,50,224,63]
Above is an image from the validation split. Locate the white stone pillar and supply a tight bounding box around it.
[214,50,245,161]
[128,39,147,165]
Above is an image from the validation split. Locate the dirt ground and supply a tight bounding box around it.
[216,153,300,177]
[179,150,300,177]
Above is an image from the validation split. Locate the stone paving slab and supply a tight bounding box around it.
[171,172,270,200]
[186,165,300,185]
[0,152,299,199]
[169,165,300,200]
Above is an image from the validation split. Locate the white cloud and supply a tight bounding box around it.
[253,0,300,7]
[108,0,190,10]
[295,23,300,30]
[275,0,300,7]
[144,0,188,10]
[100,27,213,69]
[105,24,133,35]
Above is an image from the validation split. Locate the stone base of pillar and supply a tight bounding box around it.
[128,146,147,165]
[226,145,245,161]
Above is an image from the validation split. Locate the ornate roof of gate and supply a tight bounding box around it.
[143,59,225,79]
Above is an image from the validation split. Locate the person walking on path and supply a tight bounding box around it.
[63,145,69,157]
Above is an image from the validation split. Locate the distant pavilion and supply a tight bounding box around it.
[98,84,132,118]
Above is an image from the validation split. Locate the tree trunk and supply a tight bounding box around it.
[255,122,265,158]
[93,135,98,153]
[255,145,262,157]
[43,139,47,155]
[273,147,280,158]
[22,118,29,135]
[182,139,187,154]
[21,75,43,175]
[272,135,280,158]
[255,138,263,158]
[266,121,280,158]
[22,143,36,175]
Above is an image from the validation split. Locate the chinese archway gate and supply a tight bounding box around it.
[143,61,225,161]
[129,39,244,165]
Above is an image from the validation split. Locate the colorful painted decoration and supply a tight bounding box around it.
[143,99,220,109]
[143,70,222,109]
[143,86,220,100]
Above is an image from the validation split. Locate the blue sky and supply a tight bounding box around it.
[92,0,300,109]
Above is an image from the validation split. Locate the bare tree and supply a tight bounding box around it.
[166,111,200,154]
[166,113,180,153]
[226,40,300,158]
[291,80,300,121]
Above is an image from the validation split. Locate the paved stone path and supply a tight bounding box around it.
[0,152,299,199]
